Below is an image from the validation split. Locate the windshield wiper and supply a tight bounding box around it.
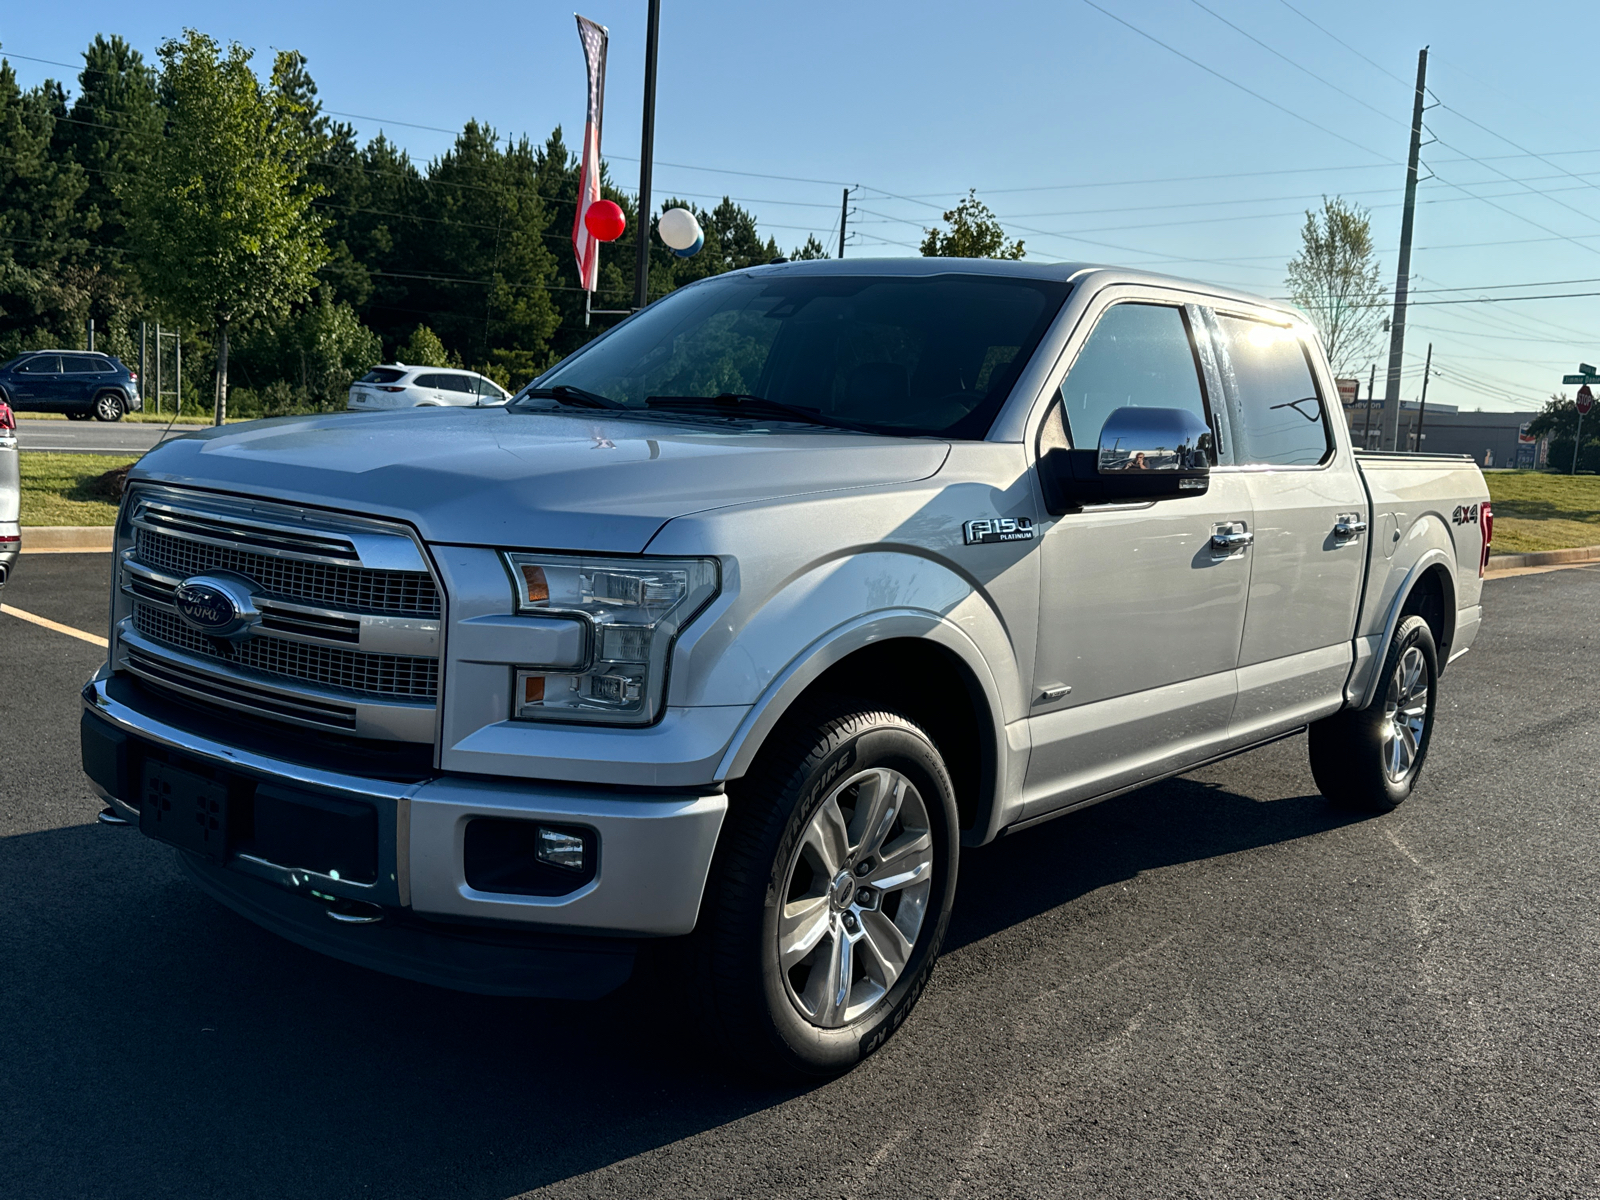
[516,385,628,410]
[644,393,885,434]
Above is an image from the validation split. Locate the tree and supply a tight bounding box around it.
[920,190,1024,259]
[396,324,457,368]
[1285,197,1385,377]
[123,31,327,424]
[791,234,829,260]
[1526,392,1600,474]
[0,59,89,356]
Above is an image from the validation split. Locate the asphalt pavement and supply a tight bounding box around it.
[3,554,1598,1199]
[16,417,203,455]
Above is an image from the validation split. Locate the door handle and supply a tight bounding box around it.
[1210,525,1253,552]
[1333,515,1368,540]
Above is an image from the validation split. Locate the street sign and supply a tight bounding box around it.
[1581,363,1597,375]
[1562,374,1600,385]
[1336,378,1360,407]
[1578,385,1594,416]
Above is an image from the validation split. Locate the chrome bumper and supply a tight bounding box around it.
[83,672,728,937]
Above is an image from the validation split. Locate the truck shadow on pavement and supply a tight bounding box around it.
[1,764,1363,1200]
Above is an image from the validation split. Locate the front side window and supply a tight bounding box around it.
[532,272,1071,437]
[16,356,59,375]
[1212,315,1330,466]
[1056,303,1210,452]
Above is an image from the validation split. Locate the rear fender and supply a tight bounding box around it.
[1348,540,1458,710]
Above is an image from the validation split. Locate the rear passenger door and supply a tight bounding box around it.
[1204,309,1366,741]
[60,355,101,409]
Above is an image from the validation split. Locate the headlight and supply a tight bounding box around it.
[500,552,719,726]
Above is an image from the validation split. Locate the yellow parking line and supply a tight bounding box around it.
[0,604,108,648]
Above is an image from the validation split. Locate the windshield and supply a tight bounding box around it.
[527,272,1070,437]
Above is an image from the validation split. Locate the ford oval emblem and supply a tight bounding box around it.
[173,574,258,638]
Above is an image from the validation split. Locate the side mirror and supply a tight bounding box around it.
[1039,406,1213,511]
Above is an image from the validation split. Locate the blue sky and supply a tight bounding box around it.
[5,0,1598,413]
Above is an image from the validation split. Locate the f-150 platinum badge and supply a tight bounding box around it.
[963,516,1035,545]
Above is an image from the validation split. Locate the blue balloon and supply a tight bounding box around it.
[671,233,704,259]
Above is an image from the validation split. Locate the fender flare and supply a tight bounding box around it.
[712,609,1011,805]
[1352,546,1458,710]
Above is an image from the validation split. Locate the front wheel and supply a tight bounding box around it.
[1309,614,1438,811]
[702,703,960,1078]
[93,392,124,422]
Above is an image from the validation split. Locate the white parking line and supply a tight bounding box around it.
[0,604,108,648]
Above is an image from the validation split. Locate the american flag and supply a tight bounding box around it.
[573,15,608,293]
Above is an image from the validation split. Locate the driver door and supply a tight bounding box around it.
[1021,298,1253,820]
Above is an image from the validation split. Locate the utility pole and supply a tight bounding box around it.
[838,187,850,259]
[1361,362,1377,448]
[1413,342,1433,453]
[1382,47,1429,451]
[86,318,95,352]
[632,0,661,310]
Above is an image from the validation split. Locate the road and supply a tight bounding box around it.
[16,417,202,455]
[3,554,1598,1200]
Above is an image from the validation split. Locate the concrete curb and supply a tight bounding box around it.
[18,526,114,552]
[1486,544,1600,573]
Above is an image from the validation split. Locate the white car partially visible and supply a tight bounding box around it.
[347,365,511,411]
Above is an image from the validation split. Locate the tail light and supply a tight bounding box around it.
[377,385,407,393]
[128,371,139,383]
[0,401,14,433]
[1479,501,1493,577]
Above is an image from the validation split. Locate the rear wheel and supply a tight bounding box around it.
[1309,614,1438,811]
[702,702,959,1078]
[93,392,124,422]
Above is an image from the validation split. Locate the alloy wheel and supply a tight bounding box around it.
[95,393,122,421]
[777,767,934,1029]
[1381,645,1430,782]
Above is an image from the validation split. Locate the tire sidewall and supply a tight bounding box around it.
[94,392,123,422]
[752,716,959,1074]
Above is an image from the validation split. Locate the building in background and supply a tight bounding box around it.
[1341,399,1547,466]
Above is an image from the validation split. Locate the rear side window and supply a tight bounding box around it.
[1057,303,1210,450]
[360,368,406,384]
[1213,315,1330,466]
[438,374,475,393]
[411,374,442,389]
[61,355,100,373]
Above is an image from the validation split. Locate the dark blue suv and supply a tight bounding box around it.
[0,350,143,421]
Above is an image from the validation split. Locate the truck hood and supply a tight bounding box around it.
[129,408,952,552]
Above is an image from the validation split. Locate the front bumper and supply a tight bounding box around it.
[81,673,728,994]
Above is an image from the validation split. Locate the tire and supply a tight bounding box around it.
[1309,614,1438,811]
[93,392,124,422]
[702,701,960,1079]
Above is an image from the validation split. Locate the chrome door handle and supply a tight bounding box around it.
[1333,515,1368,540]
[1210,528,1253,551]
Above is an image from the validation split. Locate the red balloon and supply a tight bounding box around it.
[584,200,626,242]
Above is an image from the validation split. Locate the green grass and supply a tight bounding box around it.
[19,452,139,525]
[1485,471,1600,554]
[18,410,241,424]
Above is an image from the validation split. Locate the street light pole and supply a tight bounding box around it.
[633,0,661,311]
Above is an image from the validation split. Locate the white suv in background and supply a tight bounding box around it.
[347,365,511,411]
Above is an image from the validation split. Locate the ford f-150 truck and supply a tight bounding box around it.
[81,259,1491,1077]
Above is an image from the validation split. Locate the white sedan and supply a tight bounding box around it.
[347,365,511,410]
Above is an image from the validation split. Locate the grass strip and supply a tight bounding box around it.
[19,452,139,526]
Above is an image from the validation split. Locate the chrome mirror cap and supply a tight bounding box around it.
[1097,407,1214,475]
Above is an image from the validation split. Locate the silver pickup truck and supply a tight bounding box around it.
[81,259,1491,1077]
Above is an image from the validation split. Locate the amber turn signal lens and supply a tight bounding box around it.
[523,674,545,704]
[520,563,549,604]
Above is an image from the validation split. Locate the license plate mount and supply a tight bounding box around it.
[139,759,229,862]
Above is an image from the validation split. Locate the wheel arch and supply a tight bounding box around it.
[714,615,1011,844]
[1354,548,1458,710]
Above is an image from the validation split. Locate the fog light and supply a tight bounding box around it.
[536,826,586,872]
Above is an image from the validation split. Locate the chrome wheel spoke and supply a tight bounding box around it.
[803,795,851,878]
[778,896,832,973]
[853,769,903,859]
[867,830,933,892]
[857,909,912,991]
[805,924,852,1028]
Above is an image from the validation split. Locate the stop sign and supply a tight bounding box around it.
[1579,385,1594,416]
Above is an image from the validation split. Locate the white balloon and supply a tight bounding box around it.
[657,207,703,251]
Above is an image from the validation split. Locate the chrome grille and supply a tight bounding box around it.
[135,526,440,617]
[134,602,437,699]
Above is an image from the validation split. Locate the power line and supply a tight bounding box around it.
[1272,0,1414,90]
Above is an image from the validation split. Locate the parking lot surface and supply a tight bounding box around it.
[3,554,1597,1199]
